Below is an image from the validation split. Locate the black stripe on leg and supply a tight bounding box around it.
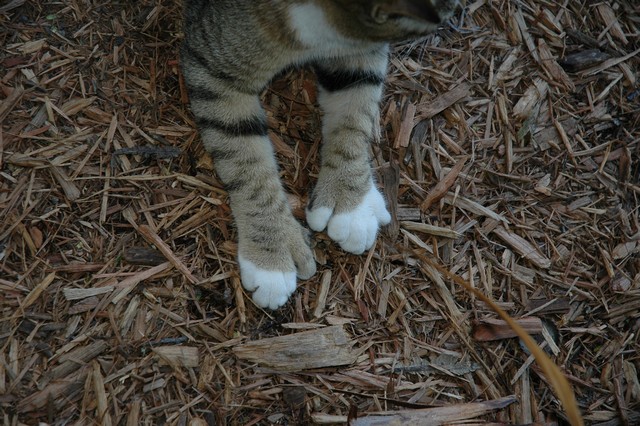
[196,115,268,137]
[207,146,240,160]
[329,146,361,161]
[181,44,236,83]
[250,237,277,253]
[187,84,222,102]
[224,175,250,192]
[314,66,385,92]
[329,125,372,143]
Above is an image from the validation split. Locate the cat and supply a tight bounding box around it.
[181,0,456,309]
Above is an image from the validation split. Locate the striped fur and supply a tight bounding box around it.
[181,0,455,309]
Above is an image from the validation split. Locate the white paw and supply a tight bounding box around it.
[306,206,333,232]
[238,254,297,309]
[306,183,391,254]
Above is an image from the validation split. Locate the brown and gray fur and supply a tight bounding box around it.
[181,0,456,309]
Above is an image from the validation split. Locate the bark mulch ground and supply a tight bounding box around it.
[1,1,639,424]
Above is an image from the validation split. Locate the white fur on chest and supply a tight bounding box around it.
[287,3,371,58]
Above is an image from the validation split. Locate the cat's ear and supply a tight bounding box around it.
[372,0,443,24]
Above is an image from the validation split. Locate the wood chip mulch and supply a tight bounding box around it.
[1,1,639,424]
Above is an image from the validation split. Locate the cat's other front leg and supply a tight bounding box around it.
[181,57,315,310]
[201,115,316,309]
[306,48,392,254]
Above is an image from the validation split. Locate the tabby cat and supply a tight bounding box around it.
[181,0,456,309]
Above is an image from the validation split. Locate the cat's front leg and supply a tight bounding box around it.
[183,67,315,309]
[212,130,316,309]
[306,49,392,254]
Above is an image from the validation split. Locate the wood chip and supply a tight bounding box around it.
[352,396,517,425]
[43,341,110,386]
[394,102,416,148]
[111,262,173,304]
[420,157,467,211]
[63,286,114,301]
[50,166,81,202]
[473,317,544,341]
[152,346,200,368]
[137,225,198,285]
[0,86,24,123]
[415,82,471,121]
[492,226,551,269]
[537,39,575,91]
[400,221,460,238]
[93,362,113,426]
[18,272,56,314]
[513,77,548,119]
[233,326,357,371]
[123,247,168,266]
[559,49,611,72]
[313,270,332,318]
[596,3,629,45]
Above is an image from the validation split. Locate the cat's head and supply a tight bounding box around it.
[327,0,457,41]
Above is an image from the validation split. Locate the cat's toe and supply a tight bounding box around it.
[372,190,392,225]
[328,215,368,254]
[292,247,316,280]
[326,184,390,254]
[306,205,333,232]
[238,254,297,309]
